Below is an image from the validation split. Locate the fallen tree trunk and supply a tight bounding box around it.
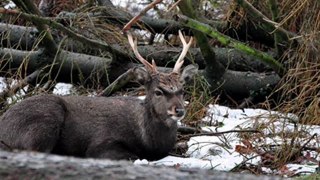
[0,46,280,96]
[0,6,281,98]
[0,47,280,97]
[0,48,113,86]
[0,23,272,72]
[0,150,283,179]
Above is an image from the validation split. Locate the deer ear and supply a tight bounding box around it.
[133,67,151,84]
[180,64,199,84]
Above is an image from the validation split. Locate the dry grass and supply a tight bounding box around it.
[1,1,319,171]
[0,3,128,101]
[228,0,320,169]
[183,74,218,127]
[228,0,320,125]
[274,0,320,125]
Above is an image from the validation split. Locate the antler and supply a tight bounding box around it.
[173,30,193,73]
[127,32,157,73]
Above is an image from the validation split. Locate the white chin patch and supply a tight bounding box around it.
[170,115,184,121]
[167,110,185,121]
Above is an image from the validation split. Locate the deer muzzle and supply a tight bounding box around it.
[167,105,185,121]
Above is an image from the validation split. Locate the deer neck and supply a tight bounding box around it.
[139,98,177,151]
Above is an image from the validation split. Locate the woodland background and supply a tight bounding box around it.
[0,0,319,179]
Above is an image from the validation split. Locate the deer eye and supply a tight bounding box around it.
[155,89,163,96]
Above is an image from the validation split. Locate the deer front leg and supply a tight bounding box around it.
[86,140,139,160]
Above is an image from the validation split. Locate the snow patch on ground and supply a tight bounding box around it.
[4,1,16,9]
[1,81,319,176]
[53,83,73,95]
[134,104,320,176]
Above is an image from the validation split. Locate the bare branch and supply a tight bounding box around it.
[185,129,261,138]
[98,68,136,97]
[11,0,58,54]
[0,70,41,109]
[122,0,163,32]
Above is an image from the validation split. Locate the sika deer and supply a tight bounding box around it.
[0,31,197,160]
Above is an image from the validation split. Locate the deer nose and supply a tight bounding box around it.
[175,108,185,117]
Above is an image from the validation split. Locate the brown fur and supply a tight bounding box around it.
[0,66,197,160]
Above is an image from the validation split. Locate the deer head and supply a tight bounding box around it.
[127,31,198,125]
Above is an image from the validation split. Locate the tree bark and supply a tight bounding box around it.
[0,48,113,86]
[0,2,281,97]
[0,23,272,72]
[0,46,280,96]
[0,150,283,180]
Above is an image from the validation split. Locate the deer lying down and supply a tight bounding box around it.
[0,31,197,160]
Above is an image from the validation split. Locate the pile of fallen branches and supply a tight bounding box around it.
[0,0,287,109]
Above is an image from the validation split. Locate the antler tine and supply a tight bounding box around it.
[127,32,157,73]
[173,30,193,73]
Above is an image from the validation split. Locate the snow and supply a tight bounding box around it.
[2,0,318,177]
[1,80,319,176]
[286,163,318,174]
[133,104,320,175]
[4,1,16,9]
[53,83,73,95]
[185,136,249,171]
[135,156,214,169]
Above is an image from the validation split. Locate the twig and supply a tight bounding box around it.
[122,0,163,32]
[238,96,254,109]
[290,171,315,177]
[12,0,58,54]
[177,126,204,135]
[39,80,55,92]
[185,129,261,138]
[177,14,286,76]
[19,0,42,16]
[236,0,298,44]
[230,155,260,172]
[0,70,41,109]
[296,133,317,155]
[0,140,13,151]
[268,0,282,57]
[98,68,136,97]
[167,0,183,12]
[0,8,127,58]
[168,152,187,158]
